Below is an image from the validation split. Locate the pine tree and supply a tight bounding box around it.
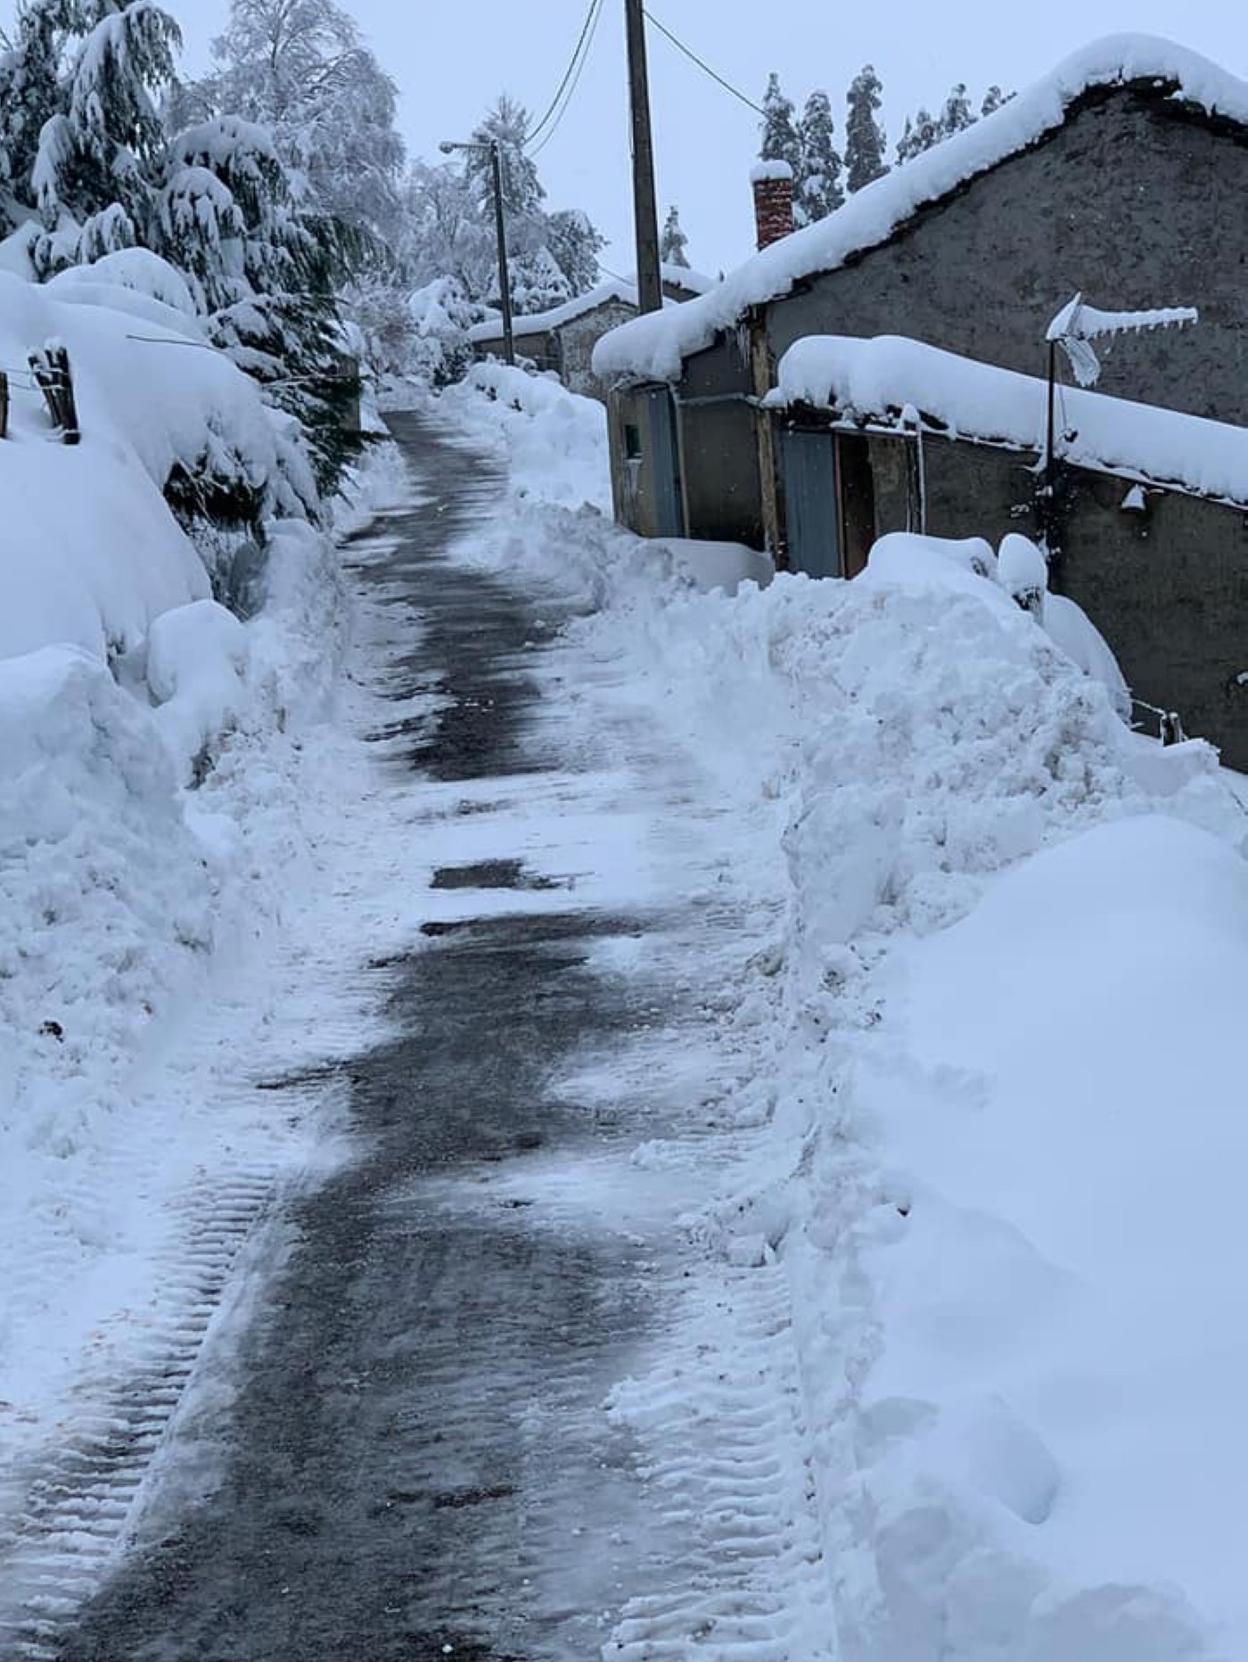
[844,64,888,193]
[981,85,1012,117]
[467,95,543,218]
[895,106,940,163]
[32,0,181,273]
[158,112,359,502]
[659,204,690,268]
[545,206,605,294]
[759,72,802,175]
[797,90,843,222]
[0,0,78,230]
[939,82,975,137]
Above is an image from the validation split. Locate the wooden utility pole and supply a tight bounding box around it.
[489,139,517,367]
[624,0,663,314]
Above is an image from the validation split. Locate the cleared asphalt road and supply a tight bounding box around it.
[52,412,677,1662]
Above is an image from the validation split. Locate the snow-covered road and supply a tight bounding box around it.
[9,411,825,1661]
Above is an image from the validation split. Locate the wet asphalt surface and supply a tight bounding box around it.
[52,412,668,1661]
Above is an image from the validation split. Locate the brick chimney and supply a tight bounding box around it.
[750,160,795,251]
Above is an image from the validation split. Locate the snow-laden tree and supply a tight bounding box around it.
[759,72,802,176]
[197,0,403,245]
[396,157,494,296]
[844,64,888,193]
[466,95,543,219]
[939,82,975,137]
[895,106,940,163]
[797,90,844,223]
[545,207,603,294]
[157,111,357,501]
[505,240,571,316]
[660,203,690,268]
[32,0,181,273]
[981,84,1011,117]
[0,0,78,229]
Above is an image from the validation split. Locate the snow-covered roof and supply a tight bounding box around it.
[769,334,1248,508]
[469,264,716,344]
[594,33,1248,384]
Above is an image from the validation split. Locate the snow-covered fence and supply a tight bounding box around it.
[29,344,80,446]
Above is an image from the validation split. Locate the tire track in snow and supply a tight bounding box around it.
[605,1243,836,1662]
[0,1159,289,1660]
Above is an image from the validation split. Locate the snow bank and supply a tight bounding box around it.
[438,368,1248,1657]
[595,33,1248,383]
[0,268,312,663]
[440,362,611,513]
[771,333,1248,507]
[844,814,1248,1658]
[0,646,212,1148]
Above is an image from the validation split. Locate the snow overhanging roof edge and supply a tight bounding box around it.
[469,265,717,344]
[770,334,1248,510]
[593,33,1248,385]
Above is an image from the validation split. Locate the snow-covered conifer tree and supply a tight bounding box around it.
[467,96,543,219]
[660,204,691,269]
[844,64,888,193]
[981,85,1011,117]
[797,90,844,222]
[939,82,975,137]
[546,206,605,295]
[895,106,941,163]
[159,110,357,504]
[0,0,78,230]
[32,0,181,273]
[759,73,802,177]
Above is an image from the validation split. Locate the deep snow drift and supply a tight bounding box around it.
[0,252,404,1490]
[441,363,1248,1661]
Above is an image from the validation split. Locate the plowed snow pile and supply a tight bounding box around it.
[443,365,1248,1661]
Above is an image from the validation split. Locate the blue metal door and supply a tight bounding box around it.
[645,388,686,538]
[782,429,841,578]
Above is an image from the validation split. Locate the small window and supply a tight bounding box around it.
[624,422,643,461]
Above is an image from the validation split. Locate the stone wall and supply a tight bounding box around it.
[866,428,1248,767]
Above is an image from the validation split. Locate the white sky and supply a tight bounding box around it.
[13,1,1248,274]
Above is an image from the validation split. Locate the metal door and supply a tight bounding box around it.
[644,388,686,538]
[781,429,841,578]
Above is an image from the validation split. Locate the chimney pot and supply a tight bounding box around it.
[750,160,795,251]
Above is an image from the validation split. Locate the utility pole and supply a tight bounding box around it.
[489,140,516,368]
[440,136,516,368]
[624,0,663,314]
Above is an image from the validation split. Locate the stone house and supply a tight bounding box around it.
[469,267,711,403]
[593,35,1248,764]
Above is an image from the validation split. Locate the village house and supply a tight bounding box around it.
[592,35,1248,766]
[469,266,712,402]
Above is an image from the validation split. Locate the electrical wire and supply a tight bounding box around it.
[529,0,605,159]
[527,0,606,148]
[642,8,766,117]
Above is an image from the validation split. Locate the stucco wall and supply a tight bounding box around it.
[768,89,1248,423]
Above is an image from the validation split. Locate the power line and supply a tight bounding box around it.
[642,9,765,117]
[529,0,605,159]
[528,0,605,148]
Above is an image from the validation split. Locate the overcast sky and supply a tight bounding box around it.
[20,1,1248,274]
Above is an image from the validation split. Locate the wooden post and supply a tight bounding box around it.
[625,0,663,315]
[29,345,80,445]
[0,371,9,440]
